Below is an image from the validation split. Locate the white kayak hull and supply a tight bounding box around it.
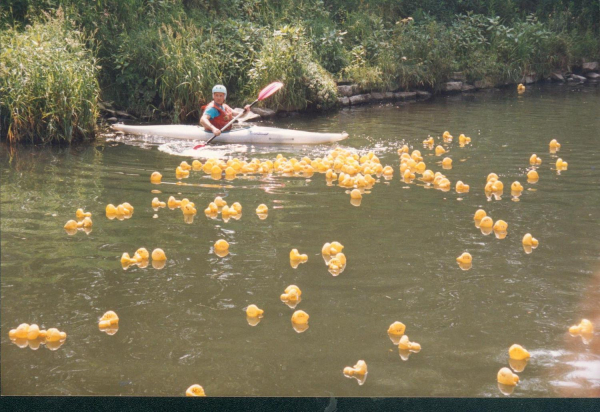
[111,124,348,144]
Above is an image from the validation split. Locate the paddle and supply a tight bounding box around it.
[194,81,284,149]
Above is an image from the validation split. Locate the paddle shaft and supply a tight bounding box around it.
[203,98,259,146]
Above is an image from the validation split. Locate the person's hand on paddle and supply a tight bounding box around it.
[244,104,251,112]
[211,126,221,137]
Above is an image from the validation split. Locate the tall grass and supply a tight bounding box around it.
[0,11,99,144]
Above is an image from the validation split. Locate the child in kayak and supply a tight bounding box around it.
[200,85,250,136]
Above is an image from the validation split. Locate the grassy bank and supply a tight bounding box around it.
[1,1,599,143]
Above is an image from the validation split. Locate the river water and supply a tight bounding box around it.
[2,83,599,397]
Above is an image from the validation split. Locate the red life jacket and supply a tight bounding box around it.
[201,101,233,132]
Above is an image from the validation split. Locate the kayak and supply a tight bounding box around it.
[111,124,348,144]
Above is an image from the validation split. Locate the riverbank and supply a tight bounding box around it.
[2,2,599,144]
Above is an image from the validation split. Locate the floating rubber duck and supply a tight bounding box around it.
[105,204,117,218]
[256,204,268,215]
[152,197,166,208]
[192,160,202,171]
[442,157,452,169]
[75,208,92,219]
[398,335,421,352]
[493,220,508,232]
[473,209,487,222]
[569,319,594,336]
[292,310,309,325]
[343,360,368,385]
[182,203,197,216]
[179,161,192,171]
[214,239,229,253]
[387,321,406,345]
[497,367,519,386]
[459,134,471,145]
[246,304,264,318]
[350,189,362,200]
[415,161,426,174]
[167,196,181,209]
[509,344,530,361]
[186,384,206,397]
[134,248,150,261]
[422,170,435,183]
[435,145,446,156]
[64,220,78,231]
[549,139,561,152]
[442,131,453,143]
[456,181,470,193]
[423,137,434,146]
[556,158,568,170]
[290,249,308,268]
[511,181,523,192]
[517,84,526,93]
[522,233,539,248]
[322,241,344,256]
[214,196,227,208]
[403,169,415,183]
[175,166,189,179]
[150,172,162,184]
[382,166,394,177]
[45,328,67,342]
[479,216,494,229]
[456,252,472,265]
[529,154,542,166]
[527,170,539,182]
[99,311,119,329]
[398,145,409,154]
[120,252,138,267]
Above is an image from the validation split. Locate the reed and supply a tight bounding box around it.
[0,11,99,144]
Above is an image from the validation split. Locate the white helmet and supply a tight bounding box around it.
[212,84,227,98]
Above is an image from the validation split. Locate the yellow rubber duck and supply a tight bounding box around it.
[179,161,192,171]
[290,249,308,267]
[459,134,471,145]
[186,384,206,397]
[511,181,523,192]
[398,145,409,154]
[175,166,189,179]
[487,173,498,183]
[569,319,594,335]
[105,204,118,218]
[382,166,394,177]
[151,248,167,262]
[256,204,268,215]
[442,157,452,169]
[473,209,486,222]
[99,311,119,329]
[343,360,368,384]
[398,335,421,352]
[152,197,166,208]
[422,170,435,182]
[25,324,40,340]
[456,252,472,265]
[134,248,150,261]
[150,172,162,184]
[350,189,362,200]
[403,169,415,182]
[517,84,526,93]
[292,310,309,325]
[493,220,508,232]
[120,253,138,267]
[214,239,229,252]
[508,344,530,360]
[214,196,227,208]
[415,161,426,174]
[435,145,446,156]
[456,181,470,193]
[281,285,302,301]
[527,170,539,182]
[64,220,78,231]
[246,304,264,318]
[423,137,434,146]
[45,328,67,342]
[387,321,406,344]
[549,139,561,152]
[491,180,504,193]
[10,323,30,339]
[182,203,197,216]
[522,233,539,248]
[192,160,202,171]
[168,196,181,209]
[442,131,452,142]
[497,367,519,386]
[479,216,494,229]
[76,208,92,219]
[529,154,542,166]
[556,158,568,170]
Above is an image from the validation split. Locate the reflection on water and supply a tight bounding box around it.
[2,83,600,396]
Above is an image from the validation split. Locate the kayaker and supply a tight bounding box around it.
[200,85,250,137]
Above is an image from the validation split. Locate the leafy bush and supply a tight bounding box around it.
[0,11,99,143]
[248,25,337,111]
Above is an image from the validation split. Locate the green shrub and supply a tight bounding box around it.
[248,25,337,111]
[0,11,99,144]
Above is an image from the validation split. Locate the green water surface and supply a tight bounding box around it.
[2,83,599,397]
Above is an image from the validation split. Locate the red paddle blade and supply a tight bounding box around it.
[193,143,205,149]
[257,82,284,101]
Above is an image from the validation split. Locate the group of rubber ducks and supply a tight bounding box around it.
[473,209,508,238]
[105,202,134,220]
[321,241,347,276]
[120,247,167,269]
[497,343,531,395]
[64,208,93,235]
[203,196,244,222]
[244,285,309,332]
[8,323,67,350]
[387,321,422,362]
